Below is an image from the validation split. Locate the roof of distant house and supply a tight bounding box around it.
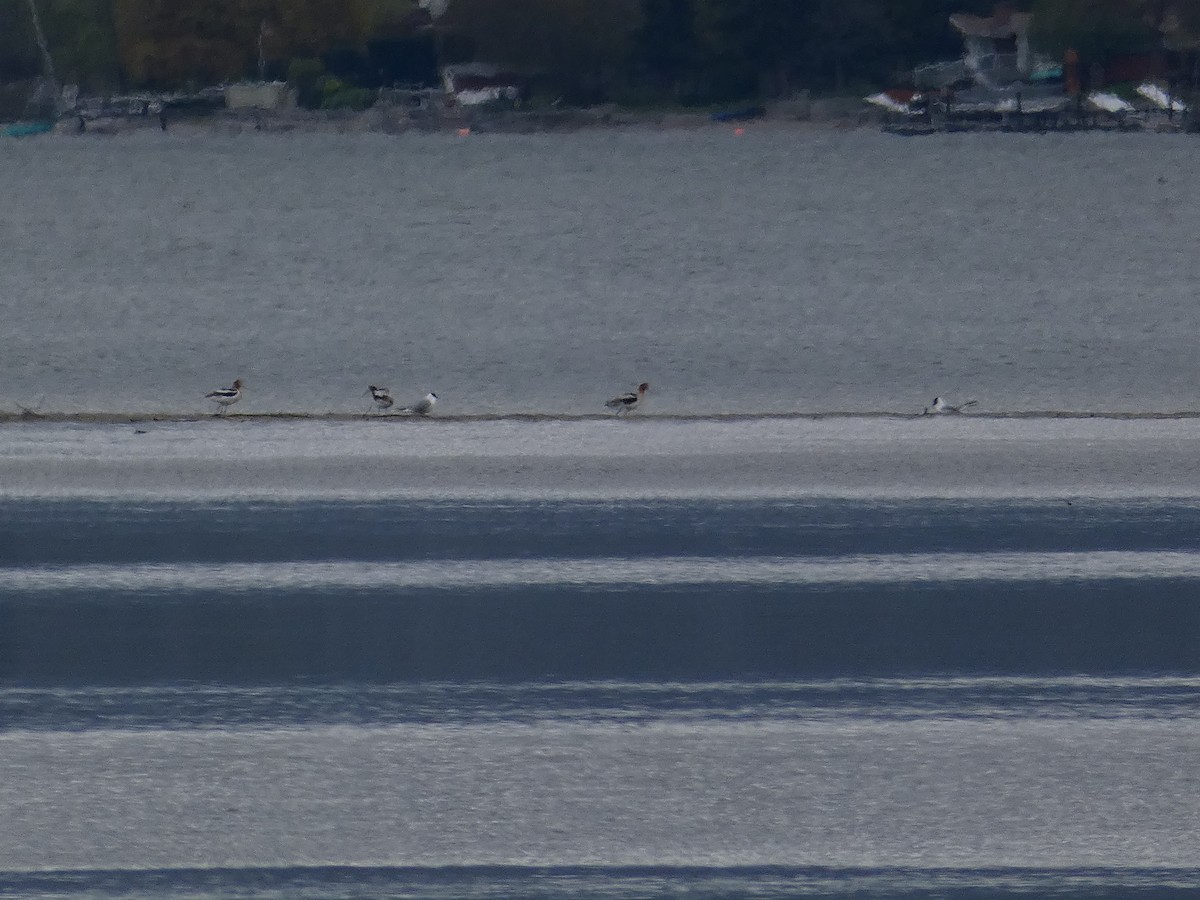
[949,11,1032,40]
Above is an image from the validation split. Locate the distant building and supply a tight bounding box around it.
[418,0,450,19]
[948,6,1033,87]
[875,1,1193,126]
[224,82,297,110]
[914,4,1059,93]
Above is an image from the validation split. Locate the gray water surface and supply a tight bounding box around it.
[4,127,1200,898]
[3,711,1196,872]
[3,128,1198,414]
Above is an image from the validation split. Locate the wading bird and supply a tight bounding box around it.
[367,385,394,413]
[206,379,243,414]
[606,382,649,415]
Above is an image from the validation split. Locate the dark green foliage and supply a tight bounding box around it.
[882,0,997,69]
[318,77,374,109]
[1029,0,1159,64]
[440,0,643,104]
[692,0,810,95]
[366,33,438,87]
[632,0,699,86]
[2,0,1196,104]
[286,55,324,107]
[112,0,261,87]
[0,3,41,79]
[41,0,121,90]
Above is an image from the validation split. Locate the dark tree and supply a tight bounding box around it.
[0,2,41,80]
[1029,0,1159,66]
[441,0,643,103]
[41,0,122,91]
[630,0,701,99]
[692,0,812,96]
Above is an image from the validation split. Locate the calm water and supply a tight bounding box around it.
[1,127,1199,414]
[2,128,1199,898]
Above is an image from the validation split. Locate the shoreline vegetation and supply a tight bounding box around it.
[50,92,869,136]
[6,3,1199,136]
[47,104,1196,138]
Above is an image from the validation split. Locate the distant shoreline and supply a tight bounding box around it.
[50,96,877,136]
[6,410,1200,424]
[46,102,1196,137]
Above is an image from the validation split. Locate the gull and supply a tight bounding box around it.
[366,385,394,413]
[605,382,649,415]
[923,396,976,415]
[206,379,243,414]
[401,392,438,416]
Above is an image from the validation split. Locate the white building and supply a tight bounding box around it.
[418,0,450,19]
[948,8,1033,88]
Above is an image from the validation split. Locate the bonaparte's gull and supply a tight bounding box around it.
[923,396,976,415]
[402,392,438,416]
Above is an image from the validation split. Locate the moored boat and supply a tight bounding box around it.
[2,120,54,138]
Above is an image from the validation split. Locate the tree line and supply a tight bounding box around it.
[2,0,1197,104]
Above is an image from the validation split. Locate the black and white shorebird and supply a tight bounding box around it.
[366,385,394,413]
[205,378,243,414]
[605,382,649,415]
[923,396,977,415]
[401,391,438,416]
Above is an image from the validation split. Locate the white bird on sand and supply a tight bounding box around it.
[366,385,394,413]
[605,382,649,415]
[401,392,438,416]
[205,379,243,414]
[923,396,976,415]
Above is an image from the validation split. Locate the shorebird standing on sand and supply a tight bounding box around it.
[367,385,394,413]
[606,382,649,415]
[923,396,976,415]
[206,379,243,414]
[401,392,438,416]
